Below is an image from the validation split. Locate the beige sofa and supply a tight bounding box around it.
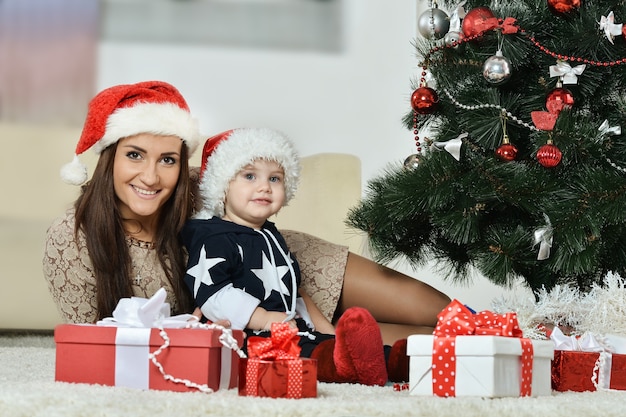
[0,122,363,331]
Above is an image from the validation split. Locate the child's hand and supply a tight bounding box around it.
[262,311,294,330]
[249,307,297,331]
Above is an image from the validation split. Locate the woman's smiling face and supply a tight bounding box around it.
[113,133,182,223]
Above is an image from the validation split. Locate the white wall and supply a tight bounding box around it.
[96,0,530,311]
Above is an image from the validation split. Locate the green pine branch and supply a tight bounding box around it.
[348,0,626,294]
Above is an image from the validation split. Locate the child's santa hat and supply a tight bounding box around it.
[61,81,201,185]
[196,128,300,219]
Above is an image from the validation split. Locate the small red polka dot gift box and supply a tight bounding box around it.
[406,300,554,397]
[238,323,317,399]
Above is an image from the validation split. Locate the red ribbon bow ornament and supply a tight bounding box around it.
[478,16,519,35]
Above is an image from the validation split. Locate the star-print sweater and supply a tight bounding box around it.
[181,217,313,331]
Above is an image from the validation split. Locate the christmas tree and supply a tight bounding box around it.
[347,0,626,295]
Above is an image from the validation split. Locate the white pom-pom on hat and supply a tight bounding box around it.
[62,81,201,185]
[195,128,300,219]
[60,155,88,186]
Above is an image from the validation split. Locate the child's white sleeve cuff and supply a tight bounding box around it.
[200,284,259,330]
[295,297,314,330]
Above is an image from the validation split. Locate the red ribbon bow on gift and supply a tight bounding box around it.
[247,322,301,360]
[435,299,523,338]
[244,322,306,399]
[431,299,533,397]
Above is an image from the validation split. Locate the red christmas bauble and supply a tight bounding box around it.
[546,88,574,114]
[495,143,518,161]
[547,0,581,15]
[461,7,495,38]
[411,87,439,114]
[536,143,562,168]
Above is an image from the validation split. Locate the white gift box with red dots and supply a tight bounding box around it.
[407,335,554,397]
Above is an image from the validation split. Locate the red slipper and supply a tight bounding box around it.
[333,306,388,386]
[387,338,409,383]
[310,339,350,383]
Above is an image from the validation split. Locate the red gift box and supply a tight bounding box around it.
[239,357,317,398]
[237,322,317,398]
[54,324,244,392]
[552,349,626,392]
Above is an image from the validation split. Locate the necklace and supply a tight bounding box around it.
[127,236,155,286]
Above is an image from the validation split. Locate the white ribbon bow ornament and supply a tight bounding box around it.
[449,1,467,32]
[431,132,467,161]
[599,12,623,45]
[533,226,553,261]
[598,119,622,136]
[549,60,586,85]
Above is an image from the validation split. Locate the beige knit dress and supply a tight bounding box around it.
[43,210,348,324]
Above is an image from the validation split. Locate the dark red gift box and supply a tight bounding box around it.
[551,350,626,392]
[54,324,244,392]
[238,358,317,398]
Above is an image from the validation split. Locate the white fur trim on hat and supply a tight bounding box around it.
[94,102,200,155]
[61,81,201,185]
[196,128,300,219]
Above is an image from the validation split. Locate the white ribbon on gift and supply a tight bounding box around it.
[599,12,623,45]
[97,287,197,328]
[549,60,586,85]
[115,327,151,389]
[96,288,244,393]
[551,327,604,352]
[431,132,467,161]
[550,327,613,390]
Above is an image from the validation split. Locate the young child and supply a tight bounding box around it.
[181,128,408,385]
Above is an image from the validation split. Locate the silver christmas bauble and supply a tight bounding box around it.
[403,154,422,170]
[482,51,512,85]
[444,31,464,49]
[417,8,450,40]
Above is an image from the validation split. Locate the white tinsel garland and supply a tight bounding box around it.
[491,272,626,339]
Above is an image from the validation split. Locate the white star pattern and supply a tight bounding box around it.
[186,244,225,296]
[251,251,291,300]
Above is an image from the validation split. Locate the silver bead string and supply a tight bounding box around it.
[605,158,626,173]
[443,88,541,132]
[442,89,626,172]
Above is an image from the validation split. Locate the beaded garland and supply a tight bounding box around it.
[411,14,626,170]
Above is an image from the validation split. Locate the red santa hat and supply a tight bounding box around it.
[195,127,300,219]
[61,81,201,185]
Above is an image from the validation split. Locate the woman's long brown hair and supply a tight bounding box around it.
[74,141,194,320]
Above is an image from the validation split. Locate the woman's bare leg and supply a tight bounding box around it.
[336,252,450,345]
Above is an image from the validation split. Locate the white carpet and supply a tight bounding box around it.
[1,335,625,417]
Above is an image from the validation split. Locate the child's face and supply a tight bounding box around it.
[223,159,286,229]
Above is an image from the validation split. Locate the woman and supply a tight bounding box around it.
[43,81,450,346]
[44,81,199,322]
